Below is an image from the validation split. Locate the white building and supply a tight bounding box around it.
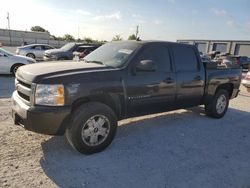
[177,39,250,57]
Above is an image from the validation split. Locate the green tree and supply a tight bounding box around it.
[128,34,137,40]
[112,35,123,41]
[63,34,75,41]
[84,37,94,43]
[56,36,63,40]
[31,26,47,32]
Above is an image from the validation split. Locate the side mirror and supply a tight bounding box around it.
[136,60,156,72]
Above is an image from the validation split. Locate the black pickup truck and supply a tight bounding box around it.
[12,41,242,154]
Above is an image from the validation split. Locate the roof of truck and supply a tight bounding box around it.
[110,40,193,47]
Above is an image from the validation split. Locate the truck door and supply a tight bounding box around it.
[171,44,205,107]
[126,43,176,117]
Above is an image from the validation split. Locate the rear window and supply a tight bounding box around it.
[172,45,199,72]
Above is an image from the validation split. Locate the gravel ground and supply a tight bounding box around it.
[0,76,250,187]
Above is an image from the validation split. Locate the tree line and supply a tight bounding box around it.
[31,26,138,43]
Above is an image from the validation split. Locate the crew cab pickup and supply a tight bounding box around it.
[12,41,242,154]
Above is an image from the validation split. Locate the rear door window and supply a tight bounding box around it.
[43,45,53,50]
[33,45,42,50]
[172,45,199,72]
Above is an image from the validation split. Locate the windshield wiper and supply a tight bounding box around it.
[84,60,104,65]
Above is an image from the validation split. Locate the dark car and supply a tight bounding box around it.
[12,41,241,154]
[44,42,100,61]
[235,56,250,69]
[73,45,100,60]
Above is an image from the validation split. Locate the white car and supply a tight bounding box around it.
[242,71,250,92]
[0,48,36,75]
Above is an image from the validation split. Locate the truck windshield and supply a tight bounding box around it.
[83,42,140,68]
[60,43,75,51]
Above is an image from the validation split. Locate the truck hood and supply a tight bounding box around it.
[16,61,111,82]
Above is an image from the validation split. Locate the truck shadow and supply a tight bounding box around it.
[40,107,250,188]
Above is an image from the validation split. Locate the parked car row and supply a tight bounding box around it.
[44,43,100,61]
[0,42,101,75]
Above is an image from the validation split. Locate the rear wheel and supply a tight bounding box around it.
[26,53,35,59]
[205,89,229,118]
[66,102,117,154]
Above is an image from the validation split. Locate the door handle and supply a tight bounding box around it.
[194,76,202,81]
[165,77,174,84]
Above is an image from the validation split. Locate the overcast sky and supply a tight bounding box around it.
[0,0,250,41]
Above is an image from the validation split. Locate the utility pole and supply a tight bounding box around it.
[135,25,139,38]
[78,26,80,40]
[7,12,12,46]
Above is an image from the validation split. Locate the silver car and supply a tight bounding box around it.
[16,44,55,61]
[0,47,36,75]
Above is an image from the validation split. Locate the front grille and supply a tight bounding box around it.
[16,78,32,105]
[18,79,31,89]
[17,91,30,101]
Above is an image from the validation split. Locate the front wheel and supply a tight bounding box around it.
[205,89,229,118]
[66,102,117,154]
[11,64,23,76]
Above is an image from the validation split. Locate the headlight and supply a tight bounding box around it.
[35,84,64,106]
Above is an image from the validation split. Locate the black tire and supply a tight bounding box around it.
[26,53,35,59]
[11,64,23,76]
[205,89,229,118]
[66,102,117,154]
